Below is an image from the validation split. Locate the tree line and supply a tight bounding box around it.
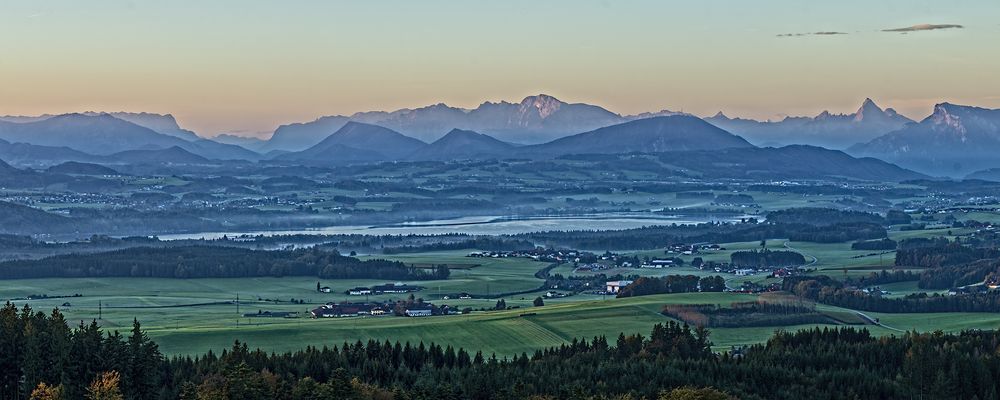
[0,246,449,281]
[7,302,1000,399]
[851,238,897,251]
[661,301,832,328]
[784,275,1000,313]
[616,275,726,298]
[519,220,886,251]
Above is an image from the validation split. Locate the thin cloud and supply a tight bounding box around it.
[776,31,848,38]
[883,24,963,33]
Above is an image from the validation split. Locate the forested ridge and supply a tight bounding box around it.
[5,303,1000,400]
[0,246,448,280]
[520,221,886,250]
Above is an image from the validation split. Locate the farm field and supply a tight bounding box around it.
[2,225,997,358]
[5,272,1000,357]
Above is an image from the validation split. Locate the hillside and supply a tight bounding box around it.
[260,116,352,153]
[0,113,260,161]
[46,161,121,175]
[522,116,754,158]
[0,138,103,167]
[0,201,78,234]
[107,146,211,165]
[407,129,515,161]
[664,145,927,181]
[275,122,426,164]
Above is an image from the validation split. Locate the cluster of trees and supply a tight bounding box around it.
[918,259,1000,290]
[0,304,161,400]
[729,249,805,267]
[765,207,885,226]
[895,241,1000,269]
[0,246,448,281]
[661,301,831,328]
[616,275,726,298]
[885,209,912,225]
[520,220,886,251]
[851,238,897,251]
[846,269,919,288]
[784,276,1000,313]
[10,303,1000,399]
[381,238,535,254]
[891,238,1000,289]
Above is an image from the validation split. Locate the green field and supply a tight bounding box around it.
[4,273,1000,357]
[5,231,1000,358]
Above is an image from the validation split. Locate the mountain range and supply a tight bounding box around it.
[3,95,1000,178]
[705,99,914,149]
[0,113,260,162]
[258,94,631,152]
[849,103,1000,176]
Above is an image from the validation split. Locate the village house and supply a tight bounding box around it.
[605,280,634,294]
[404,307,433,317]
[310,302,389,318]
[347,287,373,296]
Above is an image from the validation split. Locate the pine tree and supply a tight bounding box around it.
[123,320,161,400]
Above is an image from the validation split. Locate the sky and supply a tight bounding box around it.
[1,0,998,138]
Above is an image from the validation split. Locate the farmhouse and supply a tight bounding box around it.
[404,307,433,317]
[371,282,421,294]
[347,287,373,296]
[310,302,389,318]
[606,280,634,294]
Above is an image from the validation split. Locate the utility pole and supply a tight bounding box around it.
[98,300,102,320]
[236,292,240,314]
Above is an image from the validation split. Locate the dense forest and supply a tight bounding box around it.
[851,238,897,251]
[0,246,449,280]
[5,303,1000,400]
[765,208,885,226]
[783,275,1000,313]
[520,220,886,250]
[661,302,833,328]
[616,275,726,298]
[380,238,536,254]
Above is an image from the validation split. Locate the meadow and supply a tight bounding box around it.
[4,242,1000,357]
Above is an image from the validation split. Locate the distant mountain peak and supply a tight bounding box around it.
[854,98,885,122]
[520,94,565,118]
[928,103,969,134]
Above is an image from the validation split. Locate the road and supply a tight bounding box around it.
[855,311,904,332]
[783,241,818,267]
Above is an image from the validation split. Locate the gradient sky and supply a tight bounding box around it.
[1,0,998,137]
